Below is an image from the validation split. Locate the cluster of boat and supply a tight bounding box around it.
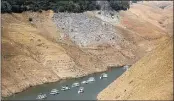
[36,73,108,100]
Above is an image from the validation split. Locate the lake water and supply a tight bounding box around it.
[4,67,126,100]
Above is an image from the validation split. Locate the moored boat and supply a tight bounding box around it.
[71,82,80,87]
[87,77,95,82]
[36,93,47,100]
[50,89,59,95]
[81,80,88,84]
[100,73,108,79]
[61,85,70,91]
[78,87,84,94]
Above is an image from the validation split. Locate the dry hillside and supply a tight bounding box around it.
[97,2,173,100]
[1,1,172,97]
[97,37,173,100]
[130,1,173,36]
[1,11,107,97]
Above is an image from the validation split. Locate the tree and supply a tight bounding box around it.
[1,1,12,13]
[108,0,130,11]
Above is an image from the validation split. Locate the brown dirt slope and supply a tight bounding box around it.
[1,11,106,97]
[128,1,173,36]
[97,37,173,100]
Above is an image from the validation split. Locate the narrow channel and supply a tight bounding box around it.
[4,67,126,100]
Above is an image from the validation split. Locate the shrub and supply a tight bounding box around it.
[108,0,130,11]
[29,17,32,22]
[39,9,42,13]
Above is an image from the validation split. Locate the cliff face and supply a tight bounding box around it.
[97,38,173,100]
[1,1,172,97]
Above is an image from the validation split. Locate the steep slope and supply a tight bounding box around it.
[97,38,173,100]
[1,11,106,97]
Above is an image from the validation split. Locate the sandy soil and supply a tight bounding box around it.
[97,37,173,100]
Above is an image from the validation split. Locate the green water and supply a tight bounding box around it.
[4,67,126,100]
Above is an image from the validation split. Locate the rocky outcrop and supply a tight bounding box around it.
[52,12,120,47]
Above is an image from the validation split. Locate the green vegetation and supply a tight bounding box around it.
[1,0,130,13]
[131,0,143,3]
[108,0,130,10]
